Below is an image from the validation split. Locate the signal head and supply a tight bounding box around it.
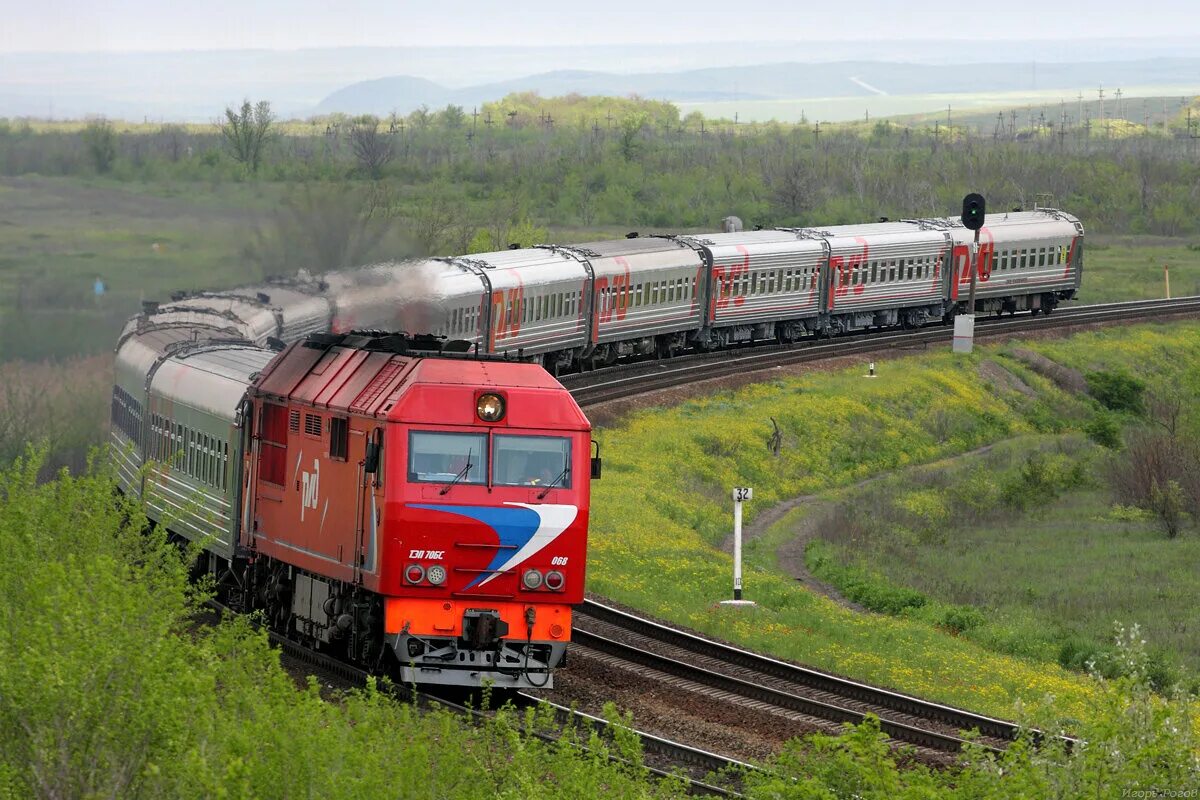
[961,193,986,231]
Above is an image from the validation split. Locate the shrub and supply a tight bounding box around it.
[1106,428,1200,531]
[1086,368,1146,414]
[1084,410,1122,448]
[937,604,987,634]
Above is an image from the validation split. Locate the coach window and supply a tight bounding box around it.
[408,431,486,485]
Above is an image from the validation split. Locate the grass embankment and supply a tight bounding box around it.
[800,434,1200,692]
[588,321,1200,725]
[0,453,690,800]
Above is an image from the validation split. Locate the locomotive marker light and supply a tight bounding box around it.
[954,193,986,354]
[721,487,756,607]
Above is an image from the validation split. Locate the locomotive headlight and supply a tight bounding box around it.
[544,570,565,592]
[522,569,544,590]
[405,564,426,584]
[476,393,505,422]
[426,564,447,586]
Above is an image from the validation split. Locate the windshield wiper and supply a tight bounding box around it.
[537,464,569,499]
[440,451,473,495]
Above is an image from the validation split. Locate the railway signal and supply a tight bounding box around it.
[954,193,987,354]
[961,193,986,231]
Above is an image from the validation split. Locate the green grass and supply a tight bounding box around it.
[588,321,1200,723]
[0,177,276,360]
[1075,240,1200,304]
[794,432,1200,691]
[678,87,1200,125]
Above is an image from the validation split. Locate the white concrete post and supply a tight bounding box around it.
[722,488,756,606]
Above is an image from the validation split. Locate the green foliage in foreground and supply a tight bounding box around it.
[1,453,1197,796]
[0,450,690,800]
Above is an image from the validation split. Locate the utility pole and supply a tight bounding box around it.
[1115,88,1123,123]
[1098,84,1106,136]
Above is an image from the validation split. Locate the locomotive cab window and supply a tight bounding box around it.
[408,431,486,485]
[494,435,572,488]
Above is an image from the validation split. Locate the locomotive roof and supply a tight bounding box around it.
[252,332,581,425]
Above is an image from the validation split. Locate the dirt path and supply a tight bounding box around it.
[721,442,1000,612]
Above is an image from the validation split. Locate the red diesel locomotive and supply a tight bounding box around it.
[246,331,595,688]
[112,329,596,689]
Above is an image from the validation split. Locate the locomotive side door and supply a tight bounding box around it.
[354,425,385,583]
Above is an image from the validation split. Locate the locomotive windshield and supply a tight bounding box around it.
[407,431,571,488]
[408,431,486,484]
[494,435,571,488]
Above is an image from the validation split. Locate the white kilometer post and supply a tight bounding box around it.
[722,487,756,607]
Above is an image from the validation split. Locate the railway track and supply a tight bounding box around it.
[205,601,754,796]
[574,601,1045,756]
[551,300,1150,759]
[212,296,1166,785]
[562,296,1200,405]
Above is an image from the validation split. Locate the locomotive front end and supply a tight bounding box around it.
[381,360,592,689]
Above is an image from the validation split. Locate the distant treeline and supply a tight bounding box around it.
[2,93,1200,241]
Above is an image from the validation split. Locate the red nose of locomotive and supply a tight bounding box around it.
[379,359,592,689]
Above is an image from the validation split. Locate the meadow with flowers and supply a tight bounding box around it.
[586,321,1200,728]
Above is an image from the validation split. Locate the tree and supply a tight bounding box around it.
[440,105,466,130]
[247,184,393,273]
[81,117,117,173]
[347,116,394,179]
[618,114,647,162]
[218,99,275,174]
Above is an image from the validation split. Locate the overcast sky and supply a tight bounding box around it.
[2,0,1199,52]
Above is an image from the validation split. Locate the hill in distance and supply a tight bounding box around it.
[315,57,1200,118]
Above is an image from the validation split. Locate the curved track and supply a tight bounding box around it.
[573,601,1059,756]
[200,297,1182,784]
[552,300,1166,757]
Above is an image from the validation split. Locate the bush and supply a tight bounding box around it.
[1086,369,1146,414]
[0,451,687,799]
[1084,410,1122,448]
[1105,427,1200,532]
[937,604,987,634]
